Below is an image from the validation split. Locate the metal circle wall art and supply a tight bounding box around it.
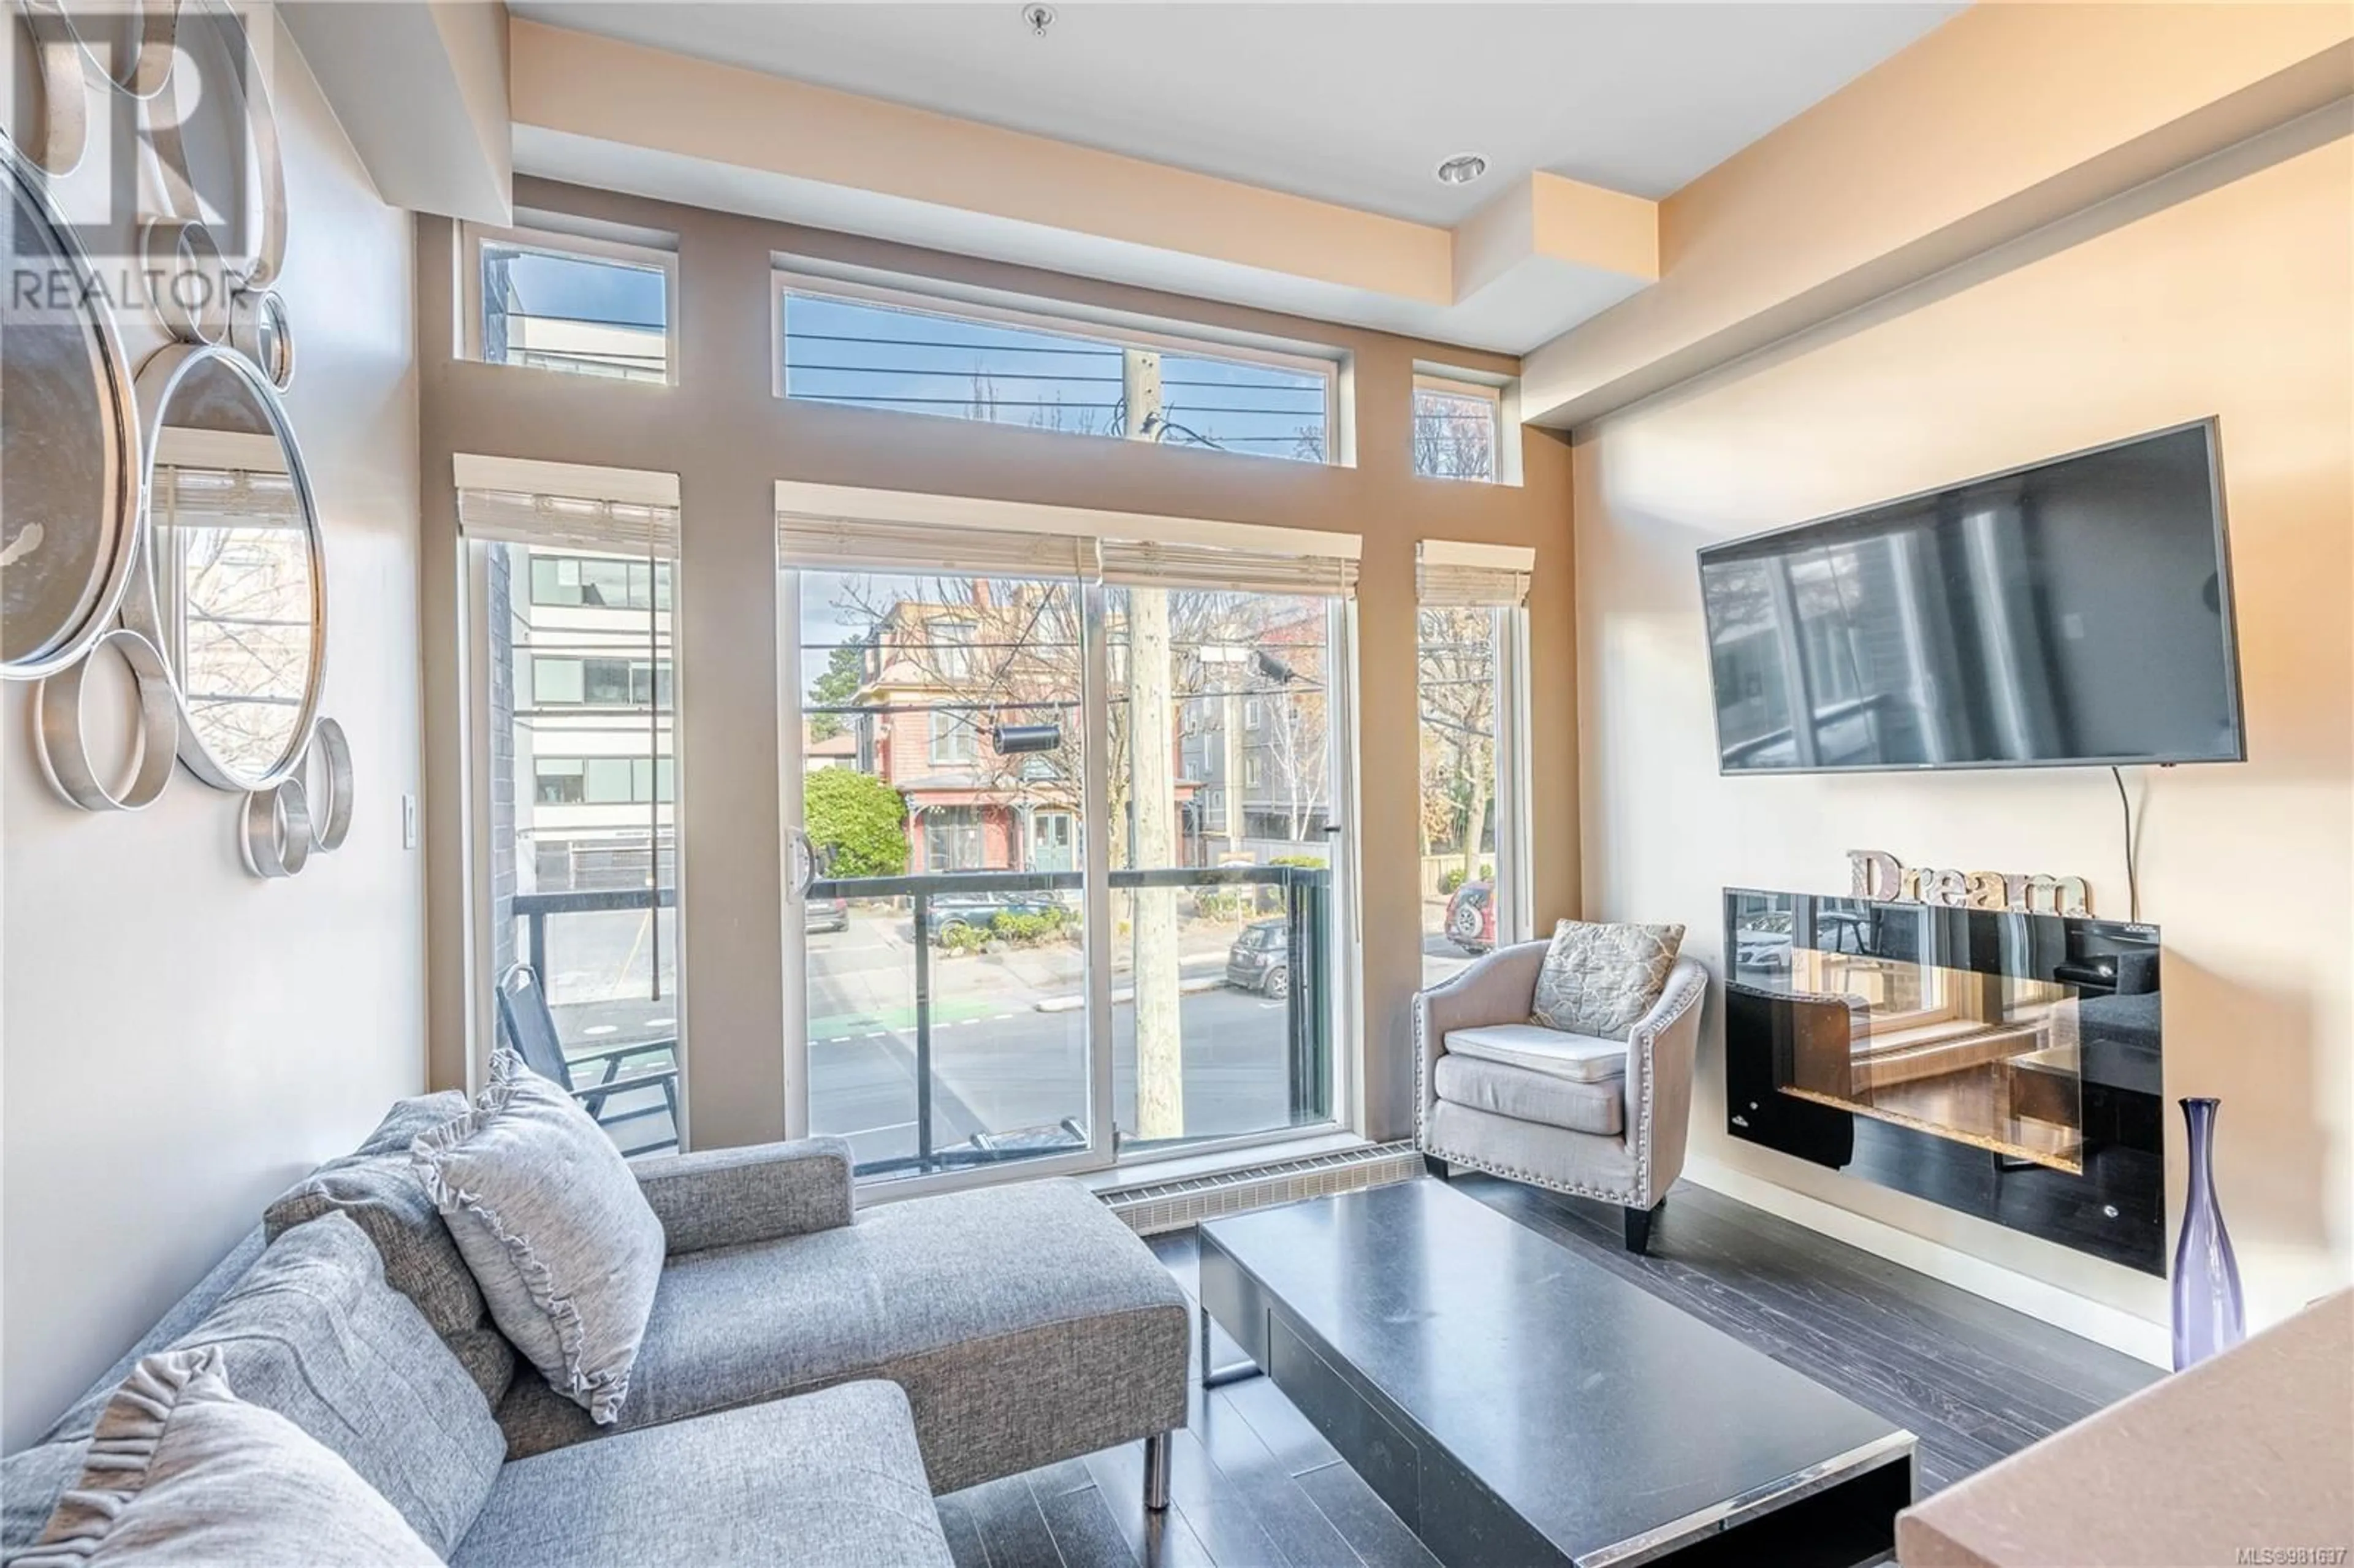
[7,2,352,878]
[34,626,178,810]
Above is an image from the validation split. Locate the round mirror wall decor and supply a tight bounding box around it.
[120,341,326,793]
[12,3,349,877]
[1,143,144,681]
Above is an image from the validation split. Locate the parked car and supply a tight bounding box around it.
[1225,918,1292,999]
[925,890,1064,942]
[805,895,850,935]
[1443,879,1495,954]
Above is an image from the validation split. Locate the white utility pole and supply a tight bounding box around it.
[1124,348,1184,1141]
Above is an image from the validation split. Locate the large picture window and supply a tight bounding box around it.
[780,492,1360,1186]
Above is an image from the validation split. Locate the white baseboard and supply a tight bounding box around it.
[1682,1157,2173,1368]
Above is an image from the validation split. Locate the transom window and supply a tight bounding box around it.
[466,226,678,386]
[1413,374,1502,483]
[779,272,1339,465]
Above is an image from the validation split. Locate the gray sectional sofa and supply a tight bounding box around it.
[1,1094,1191,1566]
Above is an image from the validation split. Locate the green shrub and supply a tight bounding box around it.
[939,922,990,955]
[1192,889,1251,922]
[1438,867,1466,895]
[803,769,909,878]
[1270,854,1327,870]
[989,909,1073,946]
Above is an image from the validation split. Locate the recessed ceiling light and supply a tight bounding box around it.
[1434,154,1489,187]
[1021,4,1056,37]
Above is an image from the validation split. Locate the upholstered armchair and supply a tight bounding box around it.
[1415,943,1708,1253]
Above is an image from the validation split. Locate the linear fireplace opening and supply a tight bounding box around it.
[1724,888,2164,1274]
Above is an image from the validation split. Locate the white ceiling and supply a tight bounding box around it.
[511,2,1960,225]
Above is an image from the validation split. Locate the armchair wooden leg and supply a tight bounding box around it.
[1624,1199,1664,1255]
[1422,1154,1452,1181]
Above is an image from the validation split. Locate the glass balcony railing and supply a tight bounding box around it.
[807,863,1333,1179]
[510,863,1333,1173]
[510,887,680,1154]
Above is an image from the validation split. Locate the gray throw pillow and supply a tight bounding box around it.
[411,1049,666,1425]
[1530,919,1686,1041]
[166,1212,505,1556]
[264,1092,517,1407]
[21,1349,438,1567]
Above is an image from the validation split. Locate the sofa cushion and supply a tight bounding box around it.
[1530,918,1686,1040]
[264,1093,516,1408]
[413,1051,666,1426]
[2,1441,89,1560]
[1445,1022,1627,1083]
[19,1349,438,1568]
[454,1380,950,1568]
[494,1177,1190,1494]
[164,1212,505,1558]
[1434,1054,1625,1136]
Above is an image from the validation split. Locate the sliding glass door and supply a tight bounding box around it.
[790,565,1100,1179]
[782,518,1354,1189]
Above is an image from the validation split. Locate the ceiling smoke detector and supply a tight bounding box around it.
[1021,4,1056,37]
[1434,154,1489,187]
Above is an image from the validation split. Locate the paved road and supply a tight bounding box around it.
[533,900,1493,1163]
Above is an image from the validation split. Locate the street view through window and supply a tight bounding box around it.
[1419,603,1505,988]
[486,539,682,1155]
[796,566,1339,1177]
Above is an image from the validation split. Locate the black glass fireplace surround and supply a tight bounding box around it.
[1724,889,2164,1274]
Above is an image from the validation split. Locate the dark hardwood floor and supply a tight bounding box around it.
[936,1173,2160,1567]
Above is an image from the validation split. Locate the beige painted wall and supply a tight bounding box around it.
[416,179,1578,1152]
[1572,132,2352,1351]
[0,21,424,1447]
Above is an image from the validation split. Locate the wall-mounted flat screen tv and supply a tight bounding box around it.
[1697,421,2242,774]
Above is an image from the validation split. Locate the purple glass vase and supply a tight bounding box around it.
[2171,1096,2245,1371]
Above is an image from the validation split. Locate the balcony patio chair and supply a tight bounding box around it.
[494,963,681,1157]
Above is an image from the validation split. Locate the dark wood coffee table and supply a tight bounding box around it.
[1197,1180,1914,1567]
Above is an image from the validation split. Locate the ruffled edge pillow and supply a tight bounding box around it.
[410,1048,666,1425]
[22,1348,436,1567]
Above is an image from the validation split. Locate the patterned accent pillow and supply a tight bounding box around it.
[22,1349,438,1567]
[411,1049,666,1425]
[1529,919,1686,1041]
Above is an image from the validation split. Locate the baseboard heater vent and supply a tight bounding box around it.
[1100,1141,1421,1235]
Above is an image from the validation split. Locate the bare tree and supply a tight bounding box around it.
[1417,606,1497,883]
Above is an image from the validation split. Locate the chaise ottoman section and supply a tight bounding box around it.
[455,1380,950,1568]
[495,1176,1191,1494]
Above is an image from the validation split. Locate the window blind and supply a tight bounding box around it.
[457,487,680,557]
[1098,537,1357,598]
[154,466,305,523]
[776,516,1094,580]
[1417,541,1533,607]
[777,493,1358,600]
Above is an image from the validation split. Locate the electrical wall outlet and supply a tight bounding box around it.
[402,793,420,850]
